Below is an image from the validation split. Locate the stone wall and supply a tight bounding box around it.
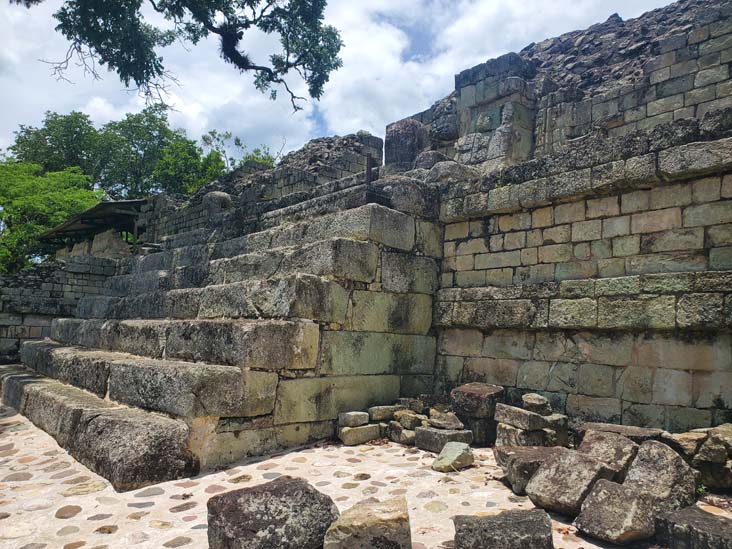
[0,257,115,362]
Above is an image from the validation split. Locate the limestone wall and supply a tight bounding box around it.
[0,257,115,362]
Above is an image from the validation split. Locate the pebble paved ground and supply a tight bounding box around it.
[1,404,731,549]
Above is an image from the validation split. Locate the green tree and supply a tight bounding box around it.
[0,161,101,273]
[152,138,226,194]
[202,129,277,170]
[10,111,99,184]
[11,0,343,110]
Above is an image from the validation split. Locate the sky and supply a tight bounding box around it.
[0,0,674,156]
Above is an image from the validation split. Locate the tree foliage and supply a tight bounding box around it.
[10,0,343,110]
[0,161,101,273]
[7,106,274,198]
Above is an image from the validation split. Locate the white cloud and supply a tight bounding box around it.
[0,0,673,154]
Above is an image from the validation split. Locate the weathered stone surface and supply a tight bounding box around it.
[432,442,474,472]
[496,423,557,447]
[522,393,552,415]
[394,409,427,430]
[368,405,406,422]
[207,476,339,549]
[691,425,732,489]
[624,440,700,511]
[498,446,566,496]
[577,430,639,481]
[414,150,449,170]
[388,421,416,445]
[339,424,380,446]
[661,431,709,461]
[385,119,430,171]
[414,426,473,453]
[453,509,553,549]
[495,403,556,431]
[324,496,411,549]
[462,417,497,446]
[656,506,732,549]
[526,451,614,516]
[576,422,665,444]
[428,410,464,430]
[338,411,369,428]
[574,479,658,544]
[450,382,504,418]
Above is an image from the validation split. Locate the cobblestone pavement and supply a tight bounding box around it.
[1,404,730,549]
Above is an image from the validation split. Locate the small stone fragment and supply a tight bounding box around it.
[394,409,427,430]
[432,442,474,472]
[453,509,553,549]
[338,412,369,428]
[324,496,411,548]
[428,410,464,430]
[522,393,552,415]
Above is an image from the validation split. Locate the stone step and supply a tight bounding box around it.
[77,273,348,321]
[0,363,199,491]
[49,317,320,370]
[20,340,279,420]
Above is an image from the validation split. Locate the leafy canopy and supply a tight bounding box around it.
[0,161,101,273]
[10,0,343,110]
[9,106,276,198]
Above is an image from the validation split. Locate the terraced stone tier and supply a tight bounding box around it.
[0,364,199,491]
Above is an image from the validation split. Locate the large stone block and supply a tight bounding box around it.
[450,382,504,418]
[381,252,438,294]
[525,451,614,516]
[498,445,566,495]
[414,426,473,453]
[655,505,732,549]
[453,509,553,549]
[207,476,339,549]
[577,430,638,481]
[274,376,400,424]
[349,291,432,334]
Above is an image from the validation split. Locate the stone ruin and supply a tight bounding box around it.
[1,0,732,546]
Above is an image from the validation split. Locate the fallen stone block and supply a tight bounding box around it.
[624,440,699,511]
[577,430,638,481]
[691,425,732,490]
[368,404,406,422]
[496,403,550,431]
[432,442,474,472]
[428,410,464,430]
[453,509,553,549]
[338,411,369,428]
[525,451,614,516]
[324,496,411,548]
[576,422,665,444]
[573,479,658,544]
[388,421,416,446]
[498,446,567,496]
[394,409,427,430]
[207,476,339,549]
[522,393,552,415]
[656,505,732,549]
[415,426,472,453]
[661,431,709,462]
[496,423,557,447]
[450,382,504,418]
[339,424,380,446]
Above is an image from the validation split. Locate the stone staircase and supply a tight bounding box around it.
[0,175,440,490]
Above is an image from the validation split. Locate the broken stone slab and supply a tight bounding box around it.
[573,479,658,545]
[462,417,496,446]
[339,424,380,446]
[656,505,732,549]
[576,422,665,444]
[428,409,464,430]
[394,409,427,430]
[661,431,709,462]
[208,476,339,548]
[388,421,415,445]
[432,442,474,472]
[496,423,557,447]
[495,403,567,433]
[338,411,369,428]
[450,382,504,418]
[525,451,614,516]
[498,446,567,496]
[577,430,639,481]
[522,393,552,416]
[368,405,406,422]
[624,440,700,511]
[453,509,553,549]
[324,496,411,549]
[415,426,473,453]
